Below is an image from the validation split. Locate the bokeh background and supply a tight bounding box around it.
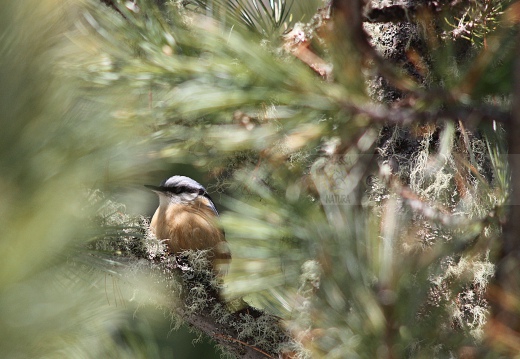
[2,0,519,358]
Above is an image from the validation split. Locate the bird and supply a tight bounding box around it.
[145,175,230,275]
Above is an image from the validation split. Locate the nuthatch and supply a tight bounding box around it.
[146,175,230,274]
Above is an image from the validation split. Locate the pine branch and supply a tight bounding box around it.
[343,100,510,127]
[170,259,294,359]
[86,191,295,359]
[282,7,333,80]
[80,0,516,357]
[102,250,294,358]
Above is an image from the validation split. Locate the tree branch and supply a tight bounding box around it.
[146,253,293,359]
[176,268,292,358]
[343,100,509,127]
[88,191,295,359]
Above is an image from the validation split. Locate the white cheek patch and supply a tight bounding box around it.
[179,192,198,202]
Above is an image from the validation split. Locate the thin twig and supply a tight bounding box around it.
[213,333,276,359]
[343,100,509,127]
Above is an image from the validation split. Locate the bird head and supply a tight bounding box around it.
[145,175,218,214]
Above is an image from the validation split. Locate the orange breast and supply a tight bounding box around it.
[150,197,231,266]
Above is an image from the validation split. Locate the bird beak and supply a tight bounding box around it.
[144,184,167,193]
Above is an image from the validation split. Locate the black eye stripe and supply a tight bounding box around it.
[173,185,200,194]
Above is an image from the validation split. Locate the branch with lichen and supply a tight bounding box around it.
[77,0,517,356]
[87,191,297,358]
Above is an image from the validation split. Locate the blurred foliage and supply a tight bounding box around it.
[0,0,215,358]
[2,0,519,358]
